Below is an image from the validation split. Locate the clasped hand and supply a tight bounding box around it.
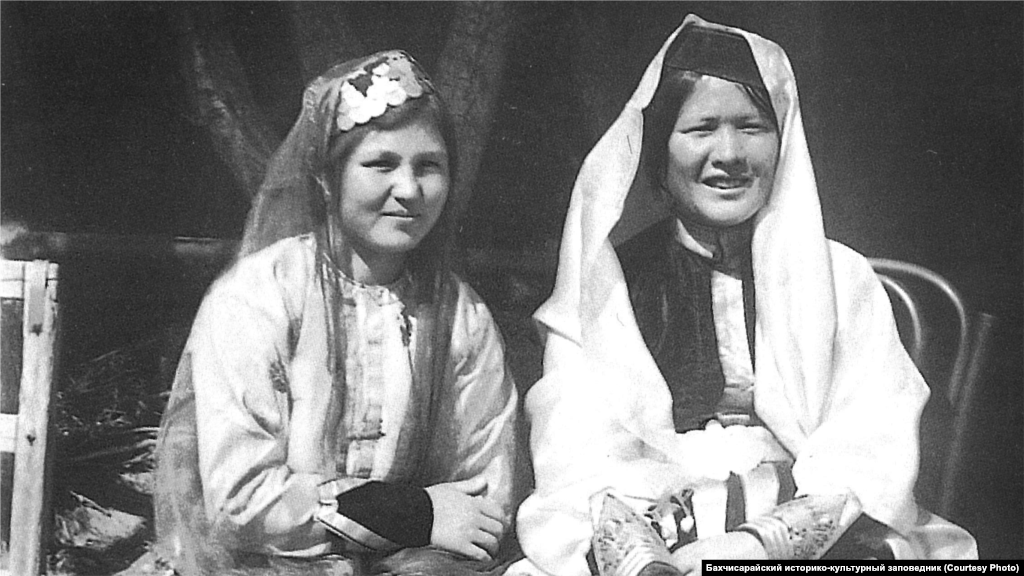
[425,477,505,561]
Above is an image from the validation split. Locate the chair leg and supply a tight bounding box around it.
[940,312,998,518]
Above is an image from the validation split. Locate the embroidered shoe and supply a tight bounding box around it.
[591,493,684,576]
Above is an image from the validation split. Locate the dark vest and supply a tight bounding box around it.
[615,219,756,432]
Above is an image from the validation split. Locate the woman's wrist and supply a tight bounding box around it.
[315,479,433,552]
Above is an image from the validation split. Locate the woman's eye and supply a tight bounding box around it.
[683,124,714,135]
[363,159,396,171]
[417,159,447,175]
[740,122,771,134]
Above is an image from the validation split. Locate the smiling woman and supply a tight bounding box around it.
[664,75,779,230]
[512,15,977,576]
[333,119,450,283]
[152,51,521,576]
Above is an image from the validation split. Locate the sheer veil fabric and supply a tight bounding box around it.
[153,52,483,575]
[512,15,976,576]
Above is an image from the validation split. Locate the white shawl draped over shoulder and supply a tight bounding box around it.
[512,15,976,576]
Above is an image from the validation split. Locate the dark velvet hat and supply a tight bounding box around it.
[664,25,767,93]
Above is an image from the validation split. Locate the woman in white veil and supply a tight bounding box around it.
[512,15,976,576]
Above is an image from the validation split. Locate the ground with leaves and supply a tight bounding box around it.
[44,335,167,576]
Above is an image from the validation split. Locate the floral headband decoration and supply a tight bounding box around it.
[332,51,435,134]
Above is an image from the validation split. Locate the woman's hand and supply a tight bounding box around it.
[425,477,505,561]
[670,532,767,576]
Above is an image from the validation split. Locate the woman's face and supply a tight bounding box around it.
[664,75,779,228]
[336,118,449,260]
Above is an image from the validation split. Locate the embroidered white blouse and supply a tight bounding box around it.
[182,235,519,556]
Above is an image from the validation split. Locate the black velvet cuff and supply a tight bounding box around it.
[334,481,433,549]
[315,480,433,552]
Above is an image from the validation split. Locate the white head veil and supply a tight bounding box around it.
[517,15,973,574]
[536,12,837,441]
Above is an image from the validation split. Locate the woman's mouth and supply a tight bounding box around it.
[382,211,417,219]
[703,176,751,190]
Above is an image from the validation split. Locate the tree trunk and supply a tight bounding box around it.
[568,4,649,145]
[173,4,278,200]
[435,1,519,221]
[287,2,366,85]
[173,1,518,220]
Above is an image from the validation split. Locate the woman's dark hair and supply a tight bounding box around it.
[642,68,778,186]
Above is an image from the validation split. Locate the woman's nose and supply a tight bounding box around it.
[390,166,421,200]
[709,128,743,168]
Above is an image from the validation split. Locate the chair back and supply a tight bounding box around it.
[869,258,997,519]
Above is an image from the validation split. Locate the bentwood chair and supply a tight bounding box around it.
[869,258,998,520]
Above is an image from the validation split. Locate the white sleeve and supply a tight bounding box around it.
[187,275,330,556]
[422,282,520,523]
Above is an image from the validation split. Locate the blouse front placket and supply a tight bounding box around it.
[338,275,415,481]
[710,271,755,418]
[673,220,756,422]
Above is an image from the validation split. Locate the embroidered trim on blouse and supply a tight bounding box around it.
[319,258,412,305]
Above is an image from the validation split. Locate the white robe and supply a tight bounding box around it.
[511,14,976,576]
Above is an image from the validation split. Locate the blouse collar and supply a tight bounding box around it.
[321,258,413,305]
[673,217,753,276]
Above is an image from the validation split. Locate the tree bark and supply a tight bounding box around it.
[173,1,518,218]
[287,2,366,85]
[173,4,278,200]
[568,4,650,145]
[435,1,519,221]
